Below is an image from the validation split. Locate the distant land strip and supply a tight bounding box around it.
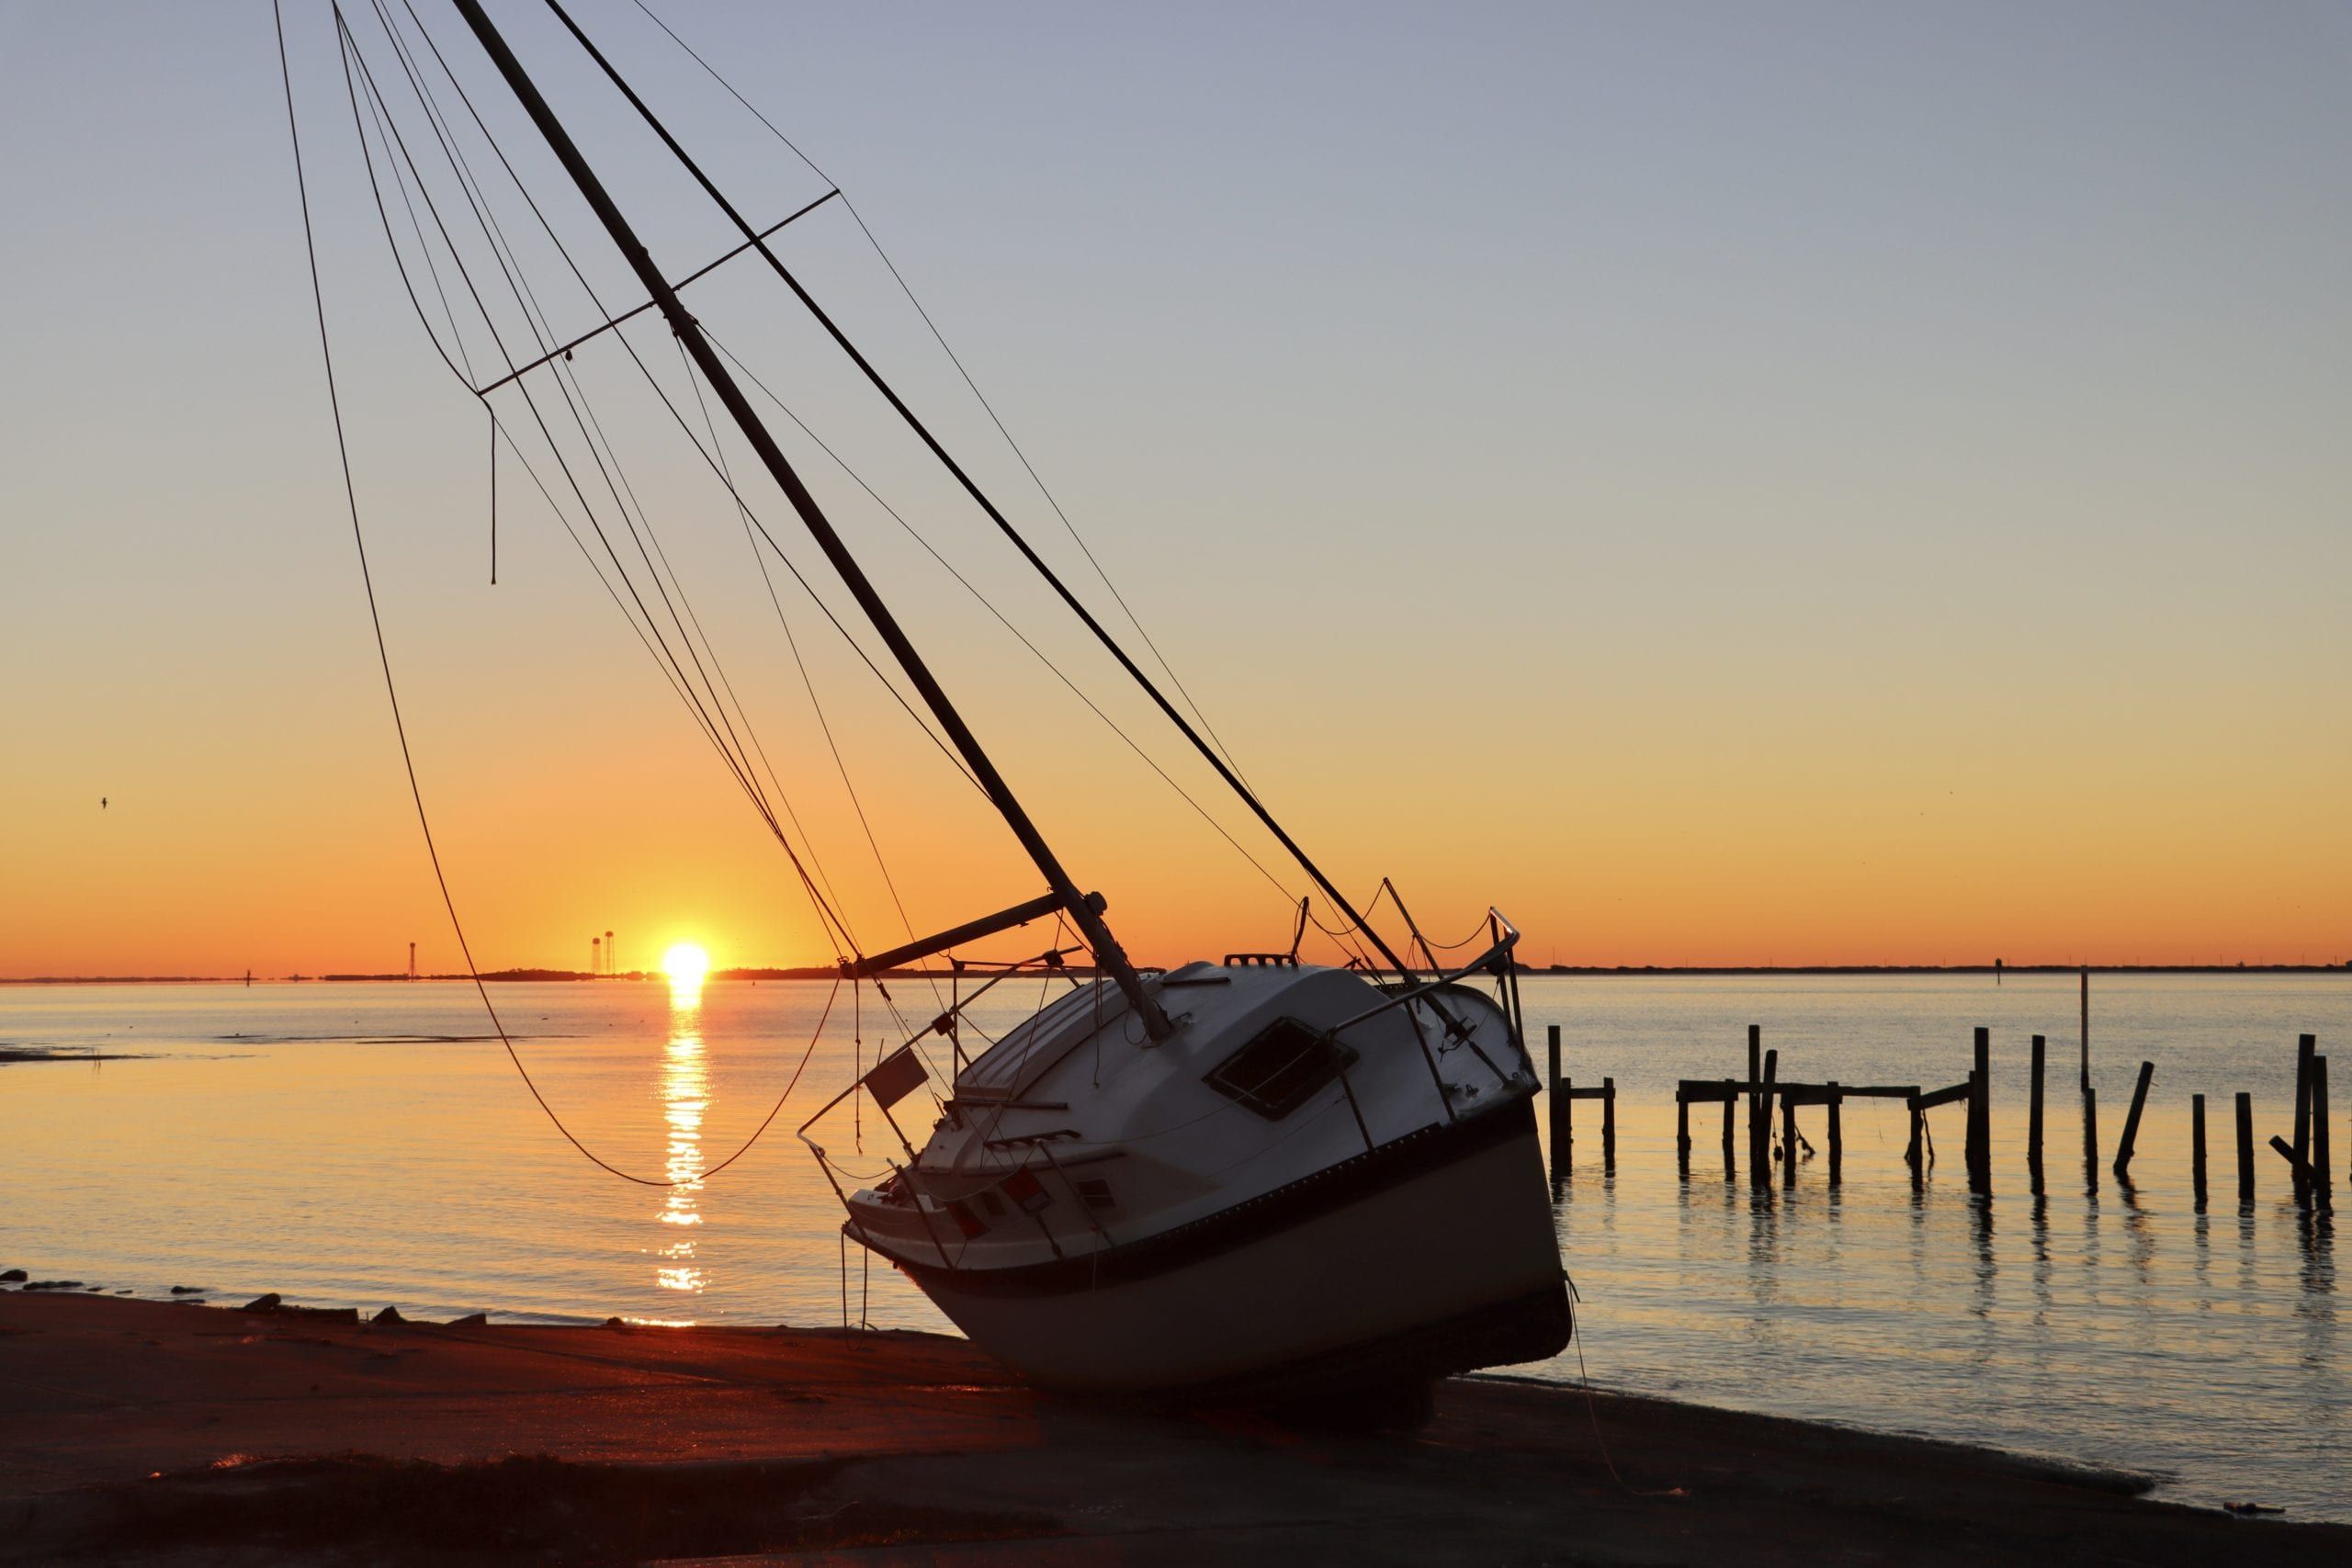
[5,961,2347,986]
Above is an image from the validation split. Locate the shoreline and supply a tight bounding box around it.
[6,962,2348,987]
[4,1289,2342,1565]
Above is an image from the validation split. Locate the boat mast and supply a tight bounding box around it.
[445,0,1171,1039]
[533,0,1414,978]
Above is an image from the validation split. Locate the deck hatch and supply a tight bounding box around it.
[1205,1018,1358,1120]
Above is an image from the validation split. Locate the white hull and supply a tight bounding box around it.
[832,953,1568,1397]
[892,1101,1566,1394]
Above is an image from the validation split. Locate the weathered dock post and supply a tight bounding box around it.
[1676,1089,1691,1178]
[2082,1088,2100,1195]
[2079,967,2090,1094]
[1968,1027,1992,1196]
[2113,1060,2155,1179]
[2291,1033,2315,1205]
[2269,1134,2319,1192]
[1781,1091,1799,1189]
[2191,1093,2209,1210]
[1602,1077,1617,1176]
[1965,1070,1987,1192]
[1721,1079,1736,1181]
[1547,1024,1566,1184]
[2235,1091,2256,1204]
[2313,1056,2332,1212]
[1747,1024,1763,1179]
[1905,1094,1925,1179]
[2022,1034,2041,1194]
[1754,1048,1779,1190]
[1826,1082,1844,1186]
[1561,1077,1575,1175]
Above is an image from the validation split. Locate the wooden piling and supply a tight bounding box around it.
[1754,1048,1779,1190]
[1602,1077,1617,1175]
[2079,967,2090,1094]
[2292,1033,2315,1205]
[1721,1080,1736,1181]
[2235,1091,2255,1204]
[1546,1024,1565,1183]
[1676,1089,1691,1178]
[2082,1087,2099,1195]
[2112,1059,2155,1178]
[1826,1082,1844,1185]
[1905,1095,1924,1177]
[1561,1077,1574,1172]
[2269,1134,2319,1190]
[2028,1034,2046,1194]
[1747,1025,1763,1180]
[2191,1093,2208,1210]
[1781,1091,1798,1189]
[1965,1070,1987,1193]
[2313,1056,2332,1213]
[1969,1027,1992,1195]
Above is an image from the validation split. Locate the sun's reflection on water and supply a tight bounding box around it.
[657,974,707,1297]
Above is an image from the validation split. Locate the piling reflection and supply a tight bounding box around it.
[2029,1195,2052,1328]
[2116,1175,2154,1289]
[2296,1208,2335,1303]
[1967,1192,1996,1322]
[655,973,707,1297]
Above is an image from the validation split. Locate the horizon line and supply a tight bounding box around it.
[6,959,2349,987]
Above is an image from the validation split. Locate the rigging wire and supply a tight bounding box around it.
[355,11,966,1078]
[364,0,953,1150]
[369,8,938,1053]
[701,325,1312,925]
[407,0,1384,976]
[355,14,801,881]
[544,0,1397,1004]
[627,0,1251,791]
[354,3,1406,1026]
[275,0,832,1190]
[339,4,864,964]
[673,333,948,1017]
[375,0,987,819]
[539,0,1421,981]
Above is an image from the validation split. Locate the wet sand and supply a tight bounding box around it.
[2,1290,2341,1566]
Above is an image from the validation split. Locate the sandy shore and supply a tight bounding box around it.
[2,1290,2341,1566]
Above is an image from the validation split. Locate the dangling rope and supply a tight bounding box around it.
[277,0,832,1190]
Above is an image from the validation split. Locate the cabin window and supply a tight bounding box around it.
[1205,1018,1357,1120]
[1073,1178,1115,1212]
[1001,1168,1051,1214]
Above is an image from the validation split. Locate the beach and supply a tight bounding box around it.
[3,1288,2343,1566]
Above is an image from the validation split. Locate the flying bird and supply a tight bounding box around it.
[100,797,107,809]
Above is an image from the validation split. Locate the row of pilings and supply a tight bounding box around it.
[1545,1022,2335,1213]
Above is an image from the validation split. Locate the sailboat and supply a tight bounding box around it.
[300,0,1569,1404]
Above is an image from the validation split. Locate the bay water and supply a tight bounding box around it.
[3,972,2343,1517]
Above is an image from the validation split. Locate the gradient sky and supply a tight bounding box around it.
[4,2,2347,977]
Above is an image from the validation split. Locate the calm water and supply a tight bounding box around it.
[2,973,2344,1517]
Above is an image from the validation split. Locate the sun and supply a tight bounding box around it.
[662,943,710,986]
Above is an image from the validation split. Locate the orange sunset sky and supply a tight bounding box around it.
[4,4,2347,978]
